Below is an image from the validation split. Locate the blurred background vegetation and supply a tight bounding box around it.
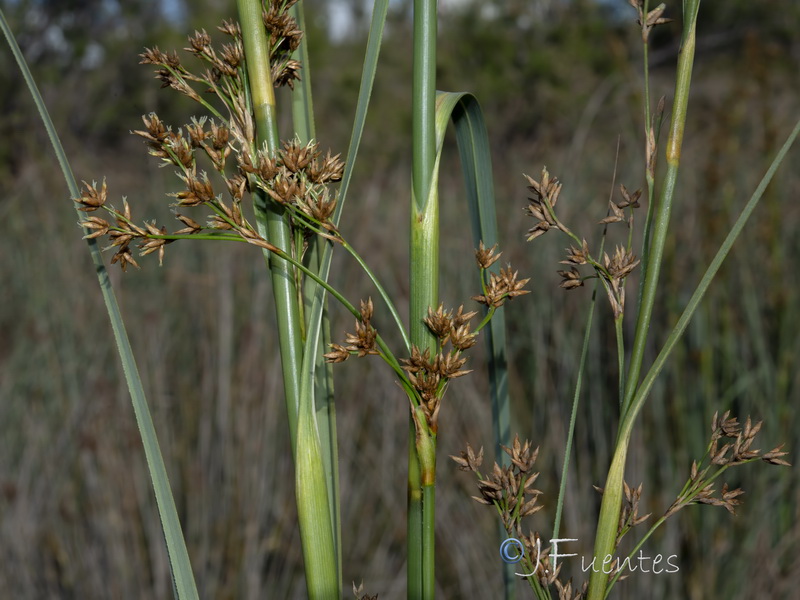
[1,0,798,598]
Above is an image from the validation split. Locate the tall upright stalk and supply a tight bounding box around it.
[409,0,439,597]
[290,1,343,583]
[236,0,303,439]
[237,1,338,597]
[623,0,700,414]
[587,3,701,599]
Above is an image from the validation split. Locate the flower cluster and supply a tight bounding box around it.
[73,14,342,271]
[452,437,586,593]
[323,299,380,363]
[240,138,344,241]
[663,411,790,519]
[524,168,642,317]
[451,436,542,537]
[400,305,477,432]
[472,242,530,308]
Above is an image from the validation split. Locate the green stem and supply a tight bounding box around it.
[587,4,701,599]
[237,2,337,598]
[622,0,699,415]
[409,1,438,598]
[236,0,302,437]
[615,316,625,408]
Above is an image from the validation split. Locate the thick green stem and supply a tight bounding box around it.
[237,1,337,597]
[409,1,438,598]
[236,0,302,438]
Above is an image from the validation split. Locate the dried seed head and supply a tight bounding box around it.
[452,305,477,328]
[174,213,202,235]
[330,301,379,360]
[606,245,640,281]
[558,267,584,290]
[274,59,302,89]
[186,29,213,56]
[475,241,501,269]
[359,298,374,322]
[761,444,791,467]
[76,179,108,212]
[323,343,351,364]
[225,173,248,202]
[263,3,303,53]
[424,304,452,340]
[297,188,338,227]
[173,173,215,207]
[133,113,170,151]
[450,444,484,472]
[139,46,180,68]
[501,435,539,473]
[217,19,241,38]
[434,352,470,379]
[401,346,434,376]
[309,150,345,184]
[473,265,531,308]
[79,216,110,239]
[561,240,590,266]
[618,184,642,209]
[186,117,208,147]
[110,244,140,271]
[449,322,477,351]
[281,138,318,173]
[599,200,626,225]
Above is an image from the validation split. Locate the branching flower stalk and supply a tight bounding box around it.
[602,411,790,593]
[586,4,701,598]
[513,3,796,598]
[73,5,531,598]
[451,438,588,600]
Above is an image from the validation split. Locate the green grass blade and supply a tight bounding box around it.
[595,118,799,600]
[291,1,391,596]
[621,115,800,436]
[291,1,343,589]
[434,90,513,599]
[290,2,316,143]
[236,2,339,597]
[296,0,392,398]
[623,0,701,414]
[0,9,198,599]
[435,92,510,468]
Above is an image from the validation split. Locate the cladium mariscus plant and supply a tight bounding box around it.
[2,0,798,598]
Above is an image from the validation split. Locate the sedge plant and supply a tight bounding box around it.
[6,0,524,598]
[6,1,796,599]
[452,2,797,599]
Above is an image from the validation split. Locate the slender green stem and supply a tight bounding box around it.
[289,209,411,351]
[289,4,343,584]
[552,280,600,540]
[621,115,800,432]
[615,316,625,407]
[339,238,412,352]
[622,0,700,416]
[587,5,702,598]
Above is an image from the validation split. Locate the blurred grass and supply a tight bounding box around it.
[1,2,799,598]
